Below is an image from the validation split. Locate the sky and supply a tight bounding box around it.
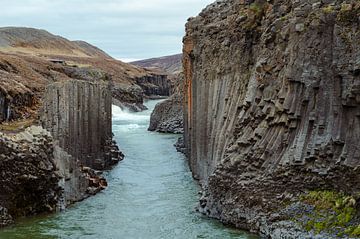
[0,0,214,62]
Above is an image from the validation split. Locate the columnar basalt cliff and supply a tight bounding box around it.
[184,0,360,237]
[0,76,122,227]
[41,79,122,170]
[135,73,171,97]
[138,54,185,134]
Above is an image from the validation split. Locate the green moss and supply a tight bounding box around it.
[243,2,267,31]
[249,3,263,16]
[280,15,288,21]
[0,119,34,132]
[345,225,360,237]
[300,190,359,237]
[322,5,335,14]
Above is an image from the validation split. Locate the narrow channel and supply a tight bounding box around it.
[0,100,256,239]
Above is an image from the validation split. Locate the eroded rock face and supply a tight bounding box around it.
[0,126,110,227]
[184,0,360,237]
[148,73,184,134]
[135,73,171,97]
[0,73,37,123]
[0,126,61,227]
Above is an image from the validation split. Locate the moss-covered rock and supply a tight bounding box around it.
[299,191,360,238]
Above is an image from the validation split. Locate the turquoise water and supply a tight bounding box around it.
[0,100,257,239]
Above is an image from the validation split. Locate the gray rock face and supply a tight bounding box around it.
[0,127,62,227]
[148,95,183,134]
[184,0,360,237]
[0,126,110,227]
[136,74,171,97]
[41,79,123,170]
[0,92,8,122]
[148,73,184,134]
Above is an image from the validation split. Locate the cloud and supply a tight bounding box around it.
[0,0,214,59]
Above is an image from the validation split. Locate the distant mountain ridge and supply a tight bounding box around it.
[131,54,182,74]
[0,27,111,59]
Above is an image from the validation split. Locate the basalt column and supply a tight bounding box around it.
[41,79,117,170]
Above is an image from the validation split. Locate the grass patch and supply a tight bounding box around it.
[0,118,34,132]
[300,190,359,237]
[322,5,335,14]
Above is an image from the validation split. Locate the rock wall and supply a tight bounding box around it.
[112,84,147,112]
[0,92,8,122]
[0,126,109,227]
[0,77,37,123]
[184,0,360,237]
[41,79,122,170]
[0,127,62,226]
[148,73,184,134]
[112,74,171,112]
[135,74,170,97]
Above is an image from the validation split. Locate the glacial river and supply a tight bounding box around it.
[0,100,257,239]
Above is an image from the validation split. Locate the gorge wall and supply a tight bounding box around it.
[41,79,122,170]
[184,0,360,237]
[0,78,122,227]
[0,127,61,222]
[135,73,170,97]
[148,73,184,134]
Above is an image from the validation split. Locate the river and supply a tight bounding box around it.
[0,100,257,239]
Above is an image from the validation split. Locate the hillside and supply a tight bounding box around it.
[0,27,110,58]
[131,54,182,74]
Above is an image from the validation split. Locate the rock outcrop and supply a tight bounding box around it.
[0,127,61,226]
[41,79,122,170]
[184,0,360,237]
[148,73,184,134]
[0,126,109,227]
[135,73,171,97]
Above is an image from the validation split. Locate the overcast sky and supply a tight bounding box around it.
[0,0,214,61]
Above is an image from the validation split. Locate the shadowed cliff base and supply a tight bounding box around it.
[183,0,360,238]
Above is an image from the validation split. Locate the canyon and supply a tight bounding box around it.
[0,0,359,237]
